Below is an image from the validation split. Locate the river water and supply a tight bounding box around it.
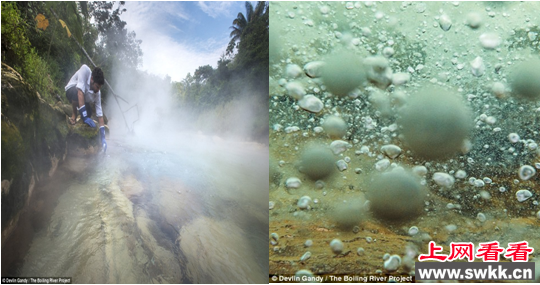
[3,133,269,283]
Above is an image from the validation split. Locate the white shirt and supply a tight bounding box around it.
[65,64,103,117]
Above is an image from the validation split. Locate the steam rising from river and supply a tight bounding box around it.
[106,65,265,149]
[8,65,269,282]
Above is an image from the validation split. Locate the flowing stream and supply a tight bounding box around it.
[3,133,269,283]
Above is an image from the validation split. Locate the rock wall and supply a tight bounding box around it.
[1,63,99,245]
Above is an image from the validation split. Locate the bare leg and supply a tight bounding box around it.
[71,100,78,122]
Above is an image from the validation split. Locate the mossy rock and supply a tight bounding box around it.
[1,120,25,184]
[1,63,101,234]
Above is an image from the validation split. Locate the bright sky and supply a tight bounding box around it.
[119,1,246,82]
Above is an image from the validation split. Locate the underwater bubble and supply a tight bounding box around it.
[398,87,472,160]
[330,140,351,155]
[509,58,540,101]
[470,56,485,77]
[445,224,458,232]
[322,116,348,139]
[415,2,426,13]
[319,5,330,14]
[477,213,487,223]
[412,165,428,177]
[383,253,390,261]
[392,72,411,86]
[433,172,455,188]
[366,168,425,222]
[299,145,336,181]
[330,239,344,255]
[286,64,303,78]
[285,81,306,100]
[480,191,491,200]
[516,190,533,202]
[499,186,507,193]
[357,247,365,255]
[508,133,520,143]
[313,126,323,133]
[366,236,373,243]
[322,51,366,97]
[305,240,313,247]
[381,144,402,159]
[300,251,312,262]
[518,165,536,180]
[331,200,365,230]
[383,255,401,272]
[269,201,275,210]
[297,196,312,210]
[364,56,393,89]
[479,32,501,49]
[537,211,540,220]
[383,47,395,58]
[474,180,485,188]
[285,126,300,134]
[455,170,467,179]
[304,61,325,78]
[439,14,452,31]
[336,160,348,172]
[271,233,279,244]
[295,269,315,279]
[286,177,302,189]
[375,159,391,171]
[408,226,419,236]
[485,116,496,125]
[492,82,507,98]
[466,12,482,29]
[298,95,324,113]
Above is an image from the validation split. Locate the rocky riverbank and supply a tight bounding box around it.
[1,63,104,247]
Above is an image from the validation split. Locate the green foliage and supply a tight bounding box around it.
[23,50,59,100]
[1,2,61,104]
[227,1,267,56]
[1,2,32,68]
[234,2,269,95]
[89,1,142,70]
[173,2,269,141]
[1,1,143,108]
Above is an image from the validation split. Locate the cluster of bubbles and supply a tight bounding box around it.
[269,1,539,277]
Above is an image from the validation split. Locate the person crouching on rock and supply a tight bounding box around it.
[65,64,107,151]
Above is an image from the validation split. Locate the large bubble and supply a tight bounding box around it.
[398,87,472,160]
[509,58,540,101]
[321,51,366,97]
[330,199,365,230]
[366,169,425,222]
[298,145,336,181]
[322,115,347,139]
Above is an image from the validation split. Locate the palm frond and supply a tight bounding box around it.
[244,1,254,22]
